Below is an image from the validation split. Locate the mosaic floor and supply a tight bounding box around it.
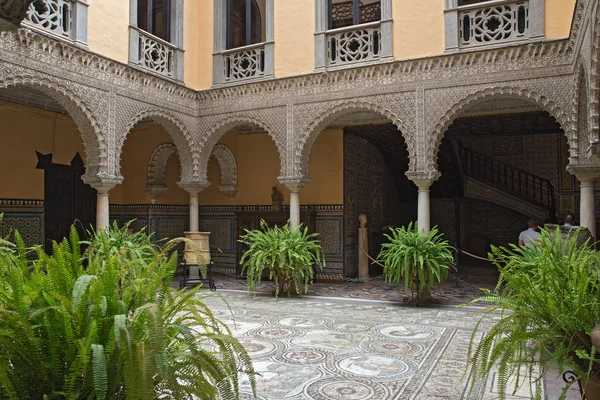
[201,290,581,400]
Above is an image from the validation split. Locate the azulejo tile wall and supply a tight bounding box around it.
[0,199,44,247]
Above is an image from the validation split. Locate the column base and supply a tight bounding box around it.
[183,232,211,278]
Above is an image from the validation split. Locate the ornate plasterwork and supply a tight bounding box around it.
[117,108,198,184]
[426,84,576,173]
[197,112,286,181]
[0,73,109,179]
[212,144,238,199]
[294,96,415,178]
[589,0,600,147]
[146,143,177,202]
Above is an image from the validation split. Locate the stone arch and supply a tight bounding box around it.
[298,101,412,177]
[145,143,177,202]
[118,109,196,184]
[0,74,107,177]
[429,86,575,172]
[198,114,283,182]
[212,144,238,199]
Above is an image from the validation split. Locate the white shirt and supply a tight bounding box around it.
[519,228,540,246]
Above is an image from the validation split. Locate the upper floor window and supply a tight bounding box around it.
[458,0,492,5]
[213,0,274,85]
[129,0,184,81]
[227,0,263,49]
[329,0,381,29]
[23,0,88,46]
[137,0,171,42]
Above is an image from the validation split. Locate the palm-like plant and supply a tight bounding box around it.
[239,220,324,297]
[377,223,454,301]
[466,228,600,400]
[0,224,255,399]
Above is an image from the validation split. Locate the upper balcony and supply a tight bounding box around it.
[315,0,393,71]
[444,0,545,52]
[22,0,88,46]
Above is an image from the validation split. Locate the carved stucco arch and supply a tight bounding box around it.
[117,109,197,185]
[145,143,239,200]
[198,114,284,182]
[429,86,576,172]
[589,1,600,144]
[297,101,412,177]
[0,74,108,178]
[574,64,592,162]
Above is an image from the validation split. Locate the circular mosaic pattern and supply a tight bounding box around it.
[277,317,325,327]
[375,324,438,341]
[335,354,416,379]
[306,378,389,400]
[238,338,277,357]
[281,349,327,365]
[330,322,370,332]
[360,339,426,356]
[253,327,297,339]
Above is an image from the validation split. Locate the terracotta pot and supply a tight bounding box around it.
[583,378,600,400]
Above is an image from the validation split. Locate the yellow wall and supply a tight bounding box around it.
[393,0,445,61]
[545,0,577,40]
[0,103,85,199]
[303,128,344,204]
[273,0,315,78]
[185,0,214,90]
[86,0,130,64]
[111,123,189,205]
[198,129,343,206]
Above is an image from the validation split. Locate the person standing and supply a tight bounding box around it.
[563,214,576,228]
[518,219,541,246]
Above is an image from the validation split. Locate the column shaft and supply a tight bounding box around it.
[580,181,596,239]
[189,191,199,232]
[96,191,110,229]
[290,191,300,229]
[417,187,431,233]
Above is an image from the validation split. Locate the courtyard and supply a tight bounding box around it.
[202,283,583,400]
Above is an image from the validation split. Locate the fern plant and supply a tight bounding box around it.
[239,220,324,297]
[0,224,255,399]
[466,228,600,400]
[377,222,454,300]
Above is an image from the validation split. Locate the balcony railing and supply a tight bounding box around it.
[135,28,176,78]
[459,0,530,47]
[326,21,381,67]
[223,43,266,82]
[24,0,72,38]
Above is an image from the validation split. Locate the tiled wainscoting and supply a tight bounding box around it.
[0,200,344,277]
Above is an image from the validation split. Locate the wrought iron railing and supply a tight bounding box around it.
[458,0,530,47]
[223,42,265,82]
[331,1,381,29]
[24,0,72,38]
[460,144,557,221]
[326,21,381,66]
[135,28,176,78]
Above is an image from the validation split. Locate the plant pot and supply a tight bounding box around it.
[583,377,600,400]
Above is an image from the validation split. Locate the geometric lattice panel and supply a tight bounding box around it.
[315,217,343,256]
[0,214,44,247]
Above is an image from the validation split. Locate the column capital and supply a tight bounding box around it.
[178,181,210,194]
[145,184,168,203]
[278,176,311,193]
[81,173,122,194]
[406,171,440,190]
[566,164,600,184]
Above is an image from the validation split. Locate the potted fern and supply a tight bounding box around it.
[377,222,454,305]
[466,228,600,400]
[239,220,324,297]
[0,224,255,399]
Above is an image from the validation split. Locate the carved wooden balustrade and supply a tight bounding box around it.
[459,0,530,47]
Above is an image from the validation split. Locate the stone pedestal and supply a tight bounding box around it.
[184,231,211,279]
[544,224,593,247]
[358,213,369,280]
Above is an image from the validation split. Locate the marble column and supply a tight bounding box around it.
[416,179,434,233]
[179,182,209,232]
[86,182,118,230]
[568,166,600,240]
[281,179,309,229]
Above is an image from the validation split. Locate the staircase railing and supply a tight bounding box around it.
[459,144,557,222]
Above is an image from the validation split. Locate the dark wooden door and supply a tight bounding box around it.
[36,152,96,253]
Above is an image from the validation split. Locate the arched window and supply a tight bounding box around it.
[329,0,380,30]
[137,0,171,42]
[227,0,263,49]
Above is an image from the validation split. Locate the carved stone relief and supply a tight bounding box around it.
[212,144,238,199]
